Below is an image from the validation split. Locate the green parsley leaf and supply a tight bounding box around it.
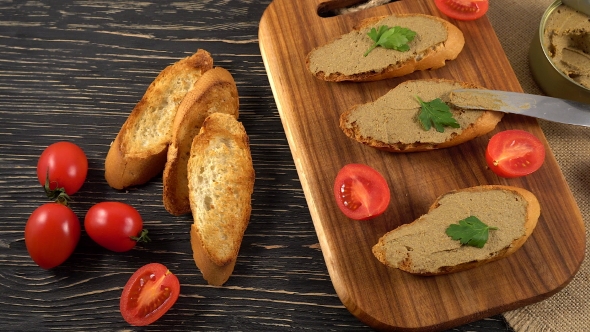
[364,25,417,57]
[445,216,499,248]
[416,96,460,133]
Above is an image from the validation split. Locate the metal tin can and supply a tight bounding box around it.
[529,0,590,103]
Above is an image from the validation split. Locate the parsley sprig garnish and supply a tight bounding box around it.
[446,216,498,248]
[364,25,417,57]
[416,96,460,133]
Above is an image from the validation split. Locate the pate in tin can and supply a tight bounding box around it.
[530,0,590,103]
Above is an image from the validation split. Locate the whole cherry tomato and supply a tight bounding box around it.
[120,263,180,326]
[333,163,391,220]
[25,203,81,269]
[37,141,88,196]
[84,202,149,252]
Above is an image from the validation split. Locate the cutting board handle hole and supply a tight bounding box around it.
[317,0,396,17]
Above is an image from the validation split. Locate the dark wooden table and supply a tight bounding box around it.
[0,1,513,330]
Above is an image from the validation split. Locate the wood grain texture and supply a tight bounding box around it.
[259,0,585,331]
[0,0,538,331]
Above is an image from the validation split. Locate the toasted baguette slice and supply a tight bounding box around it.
[340,79,503,152]
[188,113,255,286]
[163,67,240,216]
[105,49,214,189]
[306,14,464,82]
[372,185,540,276]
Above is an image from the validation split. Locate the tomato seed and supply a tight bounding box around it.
[339,181,361,211]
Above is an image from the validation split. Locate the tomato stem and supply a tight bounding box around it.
[44,173,71,206]
[131,229,151,244]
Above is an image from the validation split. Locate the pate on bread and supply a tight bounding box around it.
[339,79,504,152]
[306,14,464,82]
[372,185,541,276]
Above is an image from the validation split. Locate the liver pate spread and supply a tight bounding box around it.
[379,189,527,272]
[308,15,447,76]
[448,90,507,111]
[544,4,590,88]
[343,80,484,144]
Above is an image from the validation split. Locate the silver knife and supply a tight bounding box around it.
[449,89,590,127]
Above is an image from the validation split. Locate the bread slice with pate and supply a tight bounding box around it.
[339,79,503,152]
[105,49,214,189]
[162,67,240,216]
[372,185,541,276]
[306,14,464,82]
[188,113,255,286]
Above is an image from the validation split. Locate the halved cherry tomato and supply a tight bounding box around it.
[25,203,81,269]
[333,163,390,220]
[37,141,88,196]
[434,0,489,21]
[486,130,546,178]
[84,202,149,252]
[120,263,180,326]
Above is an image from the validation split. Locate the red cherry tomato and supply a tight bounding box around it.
[333,164,390,220]
[486,130,546,178]
[120,263,180,326]
[37,141,88,196]
[434,0,489,21]
[25,203,81,269]
[84,202,148,252]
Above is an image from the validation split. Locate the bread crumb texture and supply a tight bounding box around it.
[308,15,447,76]
[188,114,254,263]
[126,74,202,153]
[374,189,527,274]
[343,80,484,144]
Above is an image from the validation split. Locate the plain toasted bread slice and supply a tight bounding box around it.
[372,185,541,276]
[188,113,255,286]
[339,79,503,152]
[163,67,239,216]
[306,13,464,82]
[105,49,214,189]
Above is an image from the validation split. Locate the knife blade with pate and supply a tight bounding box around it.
[449,89,590,127]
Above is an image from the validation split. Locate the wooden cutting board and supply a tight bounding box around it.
[258,0,585,330]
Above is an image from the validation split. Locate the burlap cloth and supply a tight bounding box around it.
[486,1,590,331]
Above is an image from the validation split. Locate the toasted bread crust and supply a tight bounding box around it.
[105,49,214,189]
[372,185,541,276]
[190,223,237,286]
[306,14,465,82]
[188,113,254,286]
[339,79,504,152]
[163,67,240,215]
